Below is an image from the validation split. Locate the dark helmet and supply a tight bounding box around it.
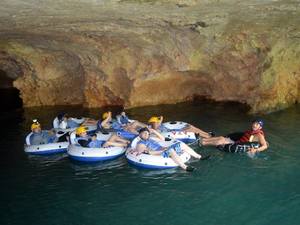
[253,119,264,127]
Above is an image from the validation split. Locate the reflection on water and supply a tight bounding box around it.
[27,153,69,164]
[70,157,128,174]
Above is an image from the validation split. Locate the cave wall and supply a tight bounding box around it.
[0,0,299,113]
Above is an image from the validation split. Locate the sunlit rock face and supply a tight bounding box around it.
[0,0,299,113]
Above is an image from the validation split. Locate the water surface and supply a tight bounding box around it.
[0,102,299,225]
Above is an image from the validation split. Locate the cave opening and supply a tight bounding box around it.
[0,69,23,111]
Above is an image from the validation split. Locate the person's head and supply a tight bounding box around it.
[31,119,41,133]
[252,119,264,131]
[76,126,88,137]
[57,112,67,122]
[91,133,97,140]
[120,111,126,116]
[148,116,161,130]
[139,127,150,140]
[102,111,111,120]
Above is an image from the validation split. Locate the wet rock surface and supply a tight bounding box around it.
[0,0,299,113]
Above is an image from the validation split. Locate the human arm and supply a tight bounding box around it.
[248,134,268,153]
[148,127,165,141]
[135,142,166,155]
[159,116,163,125]
[135,143,149,155]
[101,112,112,129]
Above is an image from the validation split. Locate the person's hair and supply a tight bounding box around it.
[57,112,67,121]
[139,127,150,134]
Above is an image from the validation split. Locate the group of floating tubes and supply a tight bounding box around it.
[24,117,97,155]
[24,120,199,169]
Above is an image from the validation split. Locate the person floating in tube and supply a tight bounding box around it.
[201,119,268,154]
[75,126,130,148]
[30,120,58,145]
[133,127,205,172]
[98,111,147,134]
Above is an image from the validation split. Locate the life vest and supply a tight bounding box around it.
[237,129,265,143]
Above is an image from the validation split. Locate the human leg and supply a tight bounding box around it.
[169,150,188,170]
[82,118,98,126]
[180,142,201,159]
[184,125,211,138]
[202,136,233,146]
[132,121,147,127]
[123,124,139,134]
[102,141,127,147]
[109,134,130,144]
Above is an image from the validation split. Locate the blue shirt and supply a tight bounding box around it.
[138,139,162,151]
[119,115,130,125]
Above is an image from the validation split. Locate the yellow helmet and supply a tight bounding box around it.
[148,116,160,123]
[31,122,41,130]
[102,112,110,120]
[76,126,87,135]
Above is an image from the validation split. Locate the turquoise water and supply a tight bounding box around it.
[0,101,299,225]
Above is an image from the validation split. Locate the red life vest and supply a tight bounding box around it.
[237,129,265,143]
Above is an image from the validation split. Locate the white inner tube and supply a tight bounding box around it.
[162,121,189,131]
[126,137,191,168]
[24,132,69,154]
[67,144,126,161]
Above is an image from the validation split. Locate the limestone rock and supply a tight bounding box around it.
[0,0,299,113]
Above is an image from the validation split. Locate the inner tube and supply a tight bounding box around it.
[67,144,126,162]
[24,132,68,155]
[162,121,189,131]
[159,121,197,144]
[125,137,191,169]
[217,142,260,153]
[161,131,197,144]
